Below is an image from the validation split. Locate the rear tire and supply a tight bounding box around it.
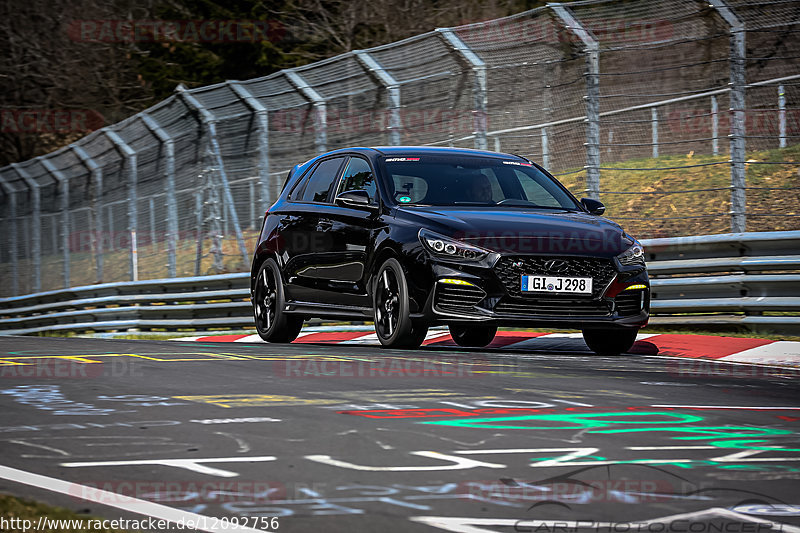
[253,259,303,343]
[582,328,638,356]
[373,258,427,349]
[449,324,497,348]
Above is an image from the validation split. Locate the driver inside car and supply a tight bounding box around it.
[469,172,493,203]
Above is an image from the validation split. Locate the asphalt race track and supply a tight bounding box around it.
[1,336,799,533]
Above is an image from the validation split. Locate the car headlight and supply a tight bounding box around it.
[617,243,645,267]
[419,229,491,261]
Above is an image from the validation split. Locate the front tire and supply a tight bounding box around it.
[582,328,638,356]
[449,324,497,347]
[253,259,303,343]
[373,258,427,349]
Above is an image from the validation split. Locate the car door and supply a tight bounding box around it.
[279,156,346,303]
[311,155,382,307]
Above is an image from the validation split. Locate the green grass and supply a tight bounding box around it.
[0,494,129,533]
[558,143,800,239]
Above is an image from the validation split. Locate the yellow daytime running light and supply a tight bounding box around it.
[438,278,476,287]
[624,284,648,291]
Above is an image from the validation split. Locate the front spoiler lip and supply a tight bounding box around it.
[424,308,650,329]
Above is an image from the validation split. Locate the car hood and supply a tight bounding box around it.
[396,206,632,257]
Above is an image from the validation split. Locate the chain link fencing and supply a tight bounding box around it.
[1,0,798,297]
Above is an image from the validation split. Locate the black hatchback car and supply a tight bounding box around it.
[251,146,649,354]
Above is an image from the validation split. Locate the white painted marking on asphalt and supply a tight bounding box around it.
[190,417,281,424]
[338,333,380,344]
[424,330,454,341]
[213,432,251,453]
[7,439,71,457]
[61,456,276,477]
[651,405,800,410]
[234,334,264,343]
[722,341,800,365]
[305,451,506,471]
[0,464,266,532]
[711,448,800,463]
[455,447,595,454]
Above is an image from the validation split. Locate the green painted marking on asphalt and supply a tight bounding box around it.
[422,411,704,430]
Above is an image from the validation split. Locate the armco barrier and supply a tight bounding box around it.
[1,232,798,335]
[645,231,800,330]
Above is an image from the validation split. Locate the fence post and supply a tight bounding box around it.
[141,113,179,277]
[39,158,71,288]
[541,128,550,170]
[228,81,272,215]
[778,85,786,148]
[709,0,746,233]
[194,191,203,276]
[285,70,328,154]
[10,163,41,292]
[104,130,139,281]
[73,146,103,283]
[354,50,403,146]
[177,85,251,268]
[0,175,18,295]
[651,108,659,158]
[550,3,600,200]
[711,95,719,156]
[437,28,488,151]
[148,197,157,252]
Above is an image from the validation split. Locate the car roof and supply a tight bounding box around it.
[372,146,528,160]
[311,146,530,161]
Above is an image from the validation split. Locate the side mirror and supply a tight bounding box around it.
[581,197,606,216]
[335,189,374,209]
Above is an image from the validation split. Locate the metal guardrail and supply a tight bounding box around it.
[1,232,798,335]
[645,231,800,331]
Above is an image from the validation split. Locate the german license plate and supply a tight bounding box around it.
[521,275,592,294]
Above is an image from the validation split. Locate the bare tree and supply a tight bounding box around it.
[0,0,159,165]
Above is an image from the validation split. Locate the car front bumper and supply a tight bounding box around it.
[410,257,650,330]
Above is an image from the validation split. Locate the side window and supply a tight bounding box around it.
[300,157,345,203]
[337,157,377,203]
[515,169,562,207]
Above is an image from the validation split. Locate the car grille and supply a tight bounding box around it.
[494,296,612,318]
[615,290,644,316]
[494,256,616,299]
[434,284,486,314]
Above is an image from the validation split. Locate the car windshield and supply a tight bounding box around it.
[381,155,580,209]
